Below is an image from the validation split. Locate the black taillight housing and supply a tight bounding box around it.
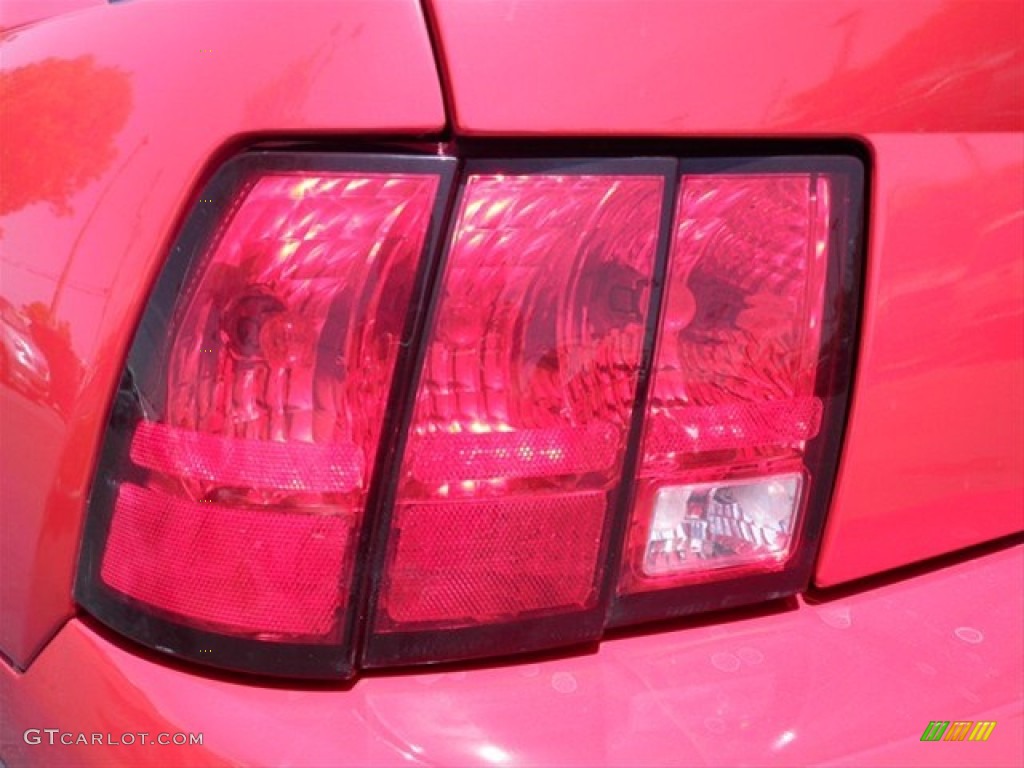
[75,148,864,679]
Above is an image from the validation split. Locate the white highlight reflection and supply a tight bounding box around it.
[772,729,797,750]
[477,744,511,764]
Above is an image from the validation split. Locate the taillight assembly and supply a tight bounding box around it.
[76,150,863,678]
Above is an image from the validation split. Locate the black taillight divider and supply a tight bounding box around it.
[595,161,681,627]
[344,155,461,675]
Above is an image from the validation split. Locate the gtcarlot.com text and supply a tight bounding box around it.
[24,729,203,746]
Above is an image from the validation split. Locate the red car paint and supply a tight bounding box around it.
[1,0,1021,764]
[0,0,103,33]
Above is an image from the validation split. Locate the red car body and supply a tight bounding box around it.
[1,0,1022,765]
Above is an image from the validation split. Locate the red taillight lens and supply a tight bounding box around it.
[383,493,608,624]
[364,165,669,662]
[101,484,351,635]
[129,421,365,492]
[76,151,862,678]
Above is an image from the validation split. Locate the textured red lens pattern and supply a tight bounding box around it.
[646,174,830,461]
[415,174,662,434]
[380,493,606,627]
[168,173,438,458]
[378,173,664,631]
[409,425,619,484]
[103,170,440,640]
[101,484,351,636]
[644,397,823,461]
[131,421,364,492]
[620,173,833,594]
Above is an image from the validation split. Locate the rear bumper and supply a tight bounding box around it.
[2,544,1022,767]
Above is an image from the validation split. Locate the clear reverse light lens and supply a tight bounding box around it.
[644,473,803,578]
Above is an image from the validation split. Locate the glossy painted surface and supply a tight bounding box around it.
[819,133,1024,584]
[0,0,444,668]
[427,0,1024,582]
[428,0,1024,136]
[3,544,1022,766]
[0,0,102,33]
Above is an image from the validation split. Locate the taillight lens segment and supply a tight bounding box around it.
[365,166,667,662]
[76,151,862,678]
[100,171,441,641]
[619,174,831,595]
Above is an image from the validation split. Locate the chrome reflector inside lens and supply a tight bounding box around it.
[644,473,803,577]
